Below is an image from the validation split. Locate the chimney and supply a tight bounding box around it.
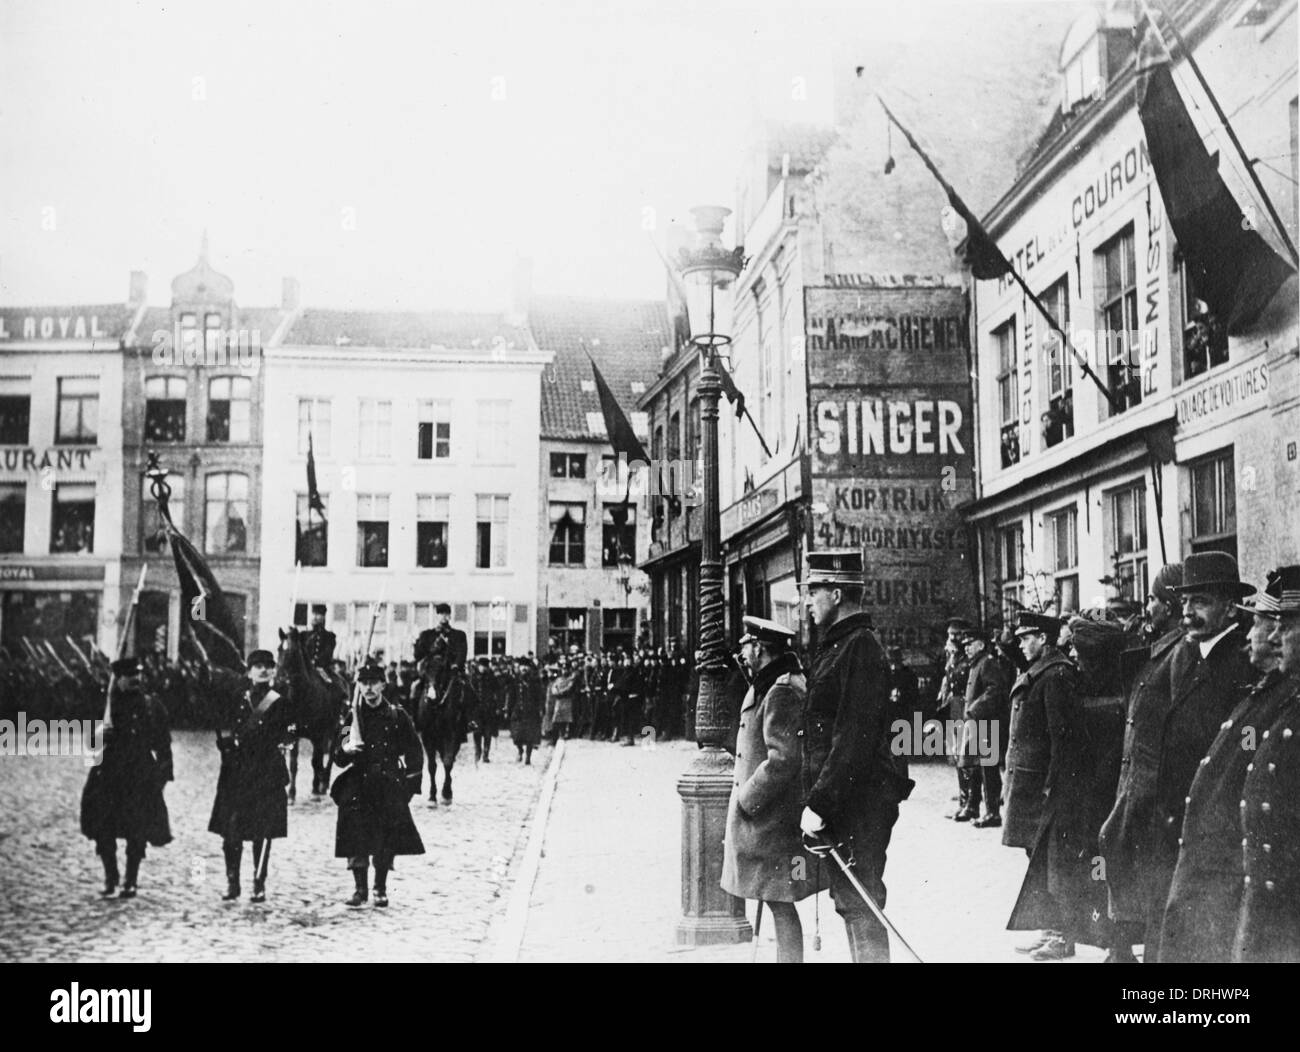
[281,276,301,312]
[508,256,533,325]
[128,271,148,306]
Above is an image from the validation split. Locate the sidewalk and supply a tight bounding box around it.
[506,739,1109,963]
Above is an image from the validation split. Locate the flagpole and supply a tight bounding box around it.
[1144,0,1299,266]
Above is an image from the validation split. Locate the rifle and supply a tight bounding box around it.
[105,564,149,729]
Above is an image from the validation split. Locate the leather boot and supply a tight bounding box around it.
[373,867,389,908]
[120,851,142,899]
[99,842,119,898]
[346,865,368,908]
[222,841,242,901]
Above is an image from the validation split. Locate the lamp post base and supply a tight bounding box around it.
[675,744,752,946]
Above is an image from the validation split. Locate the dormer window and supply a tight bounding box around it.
[1063,34,1102,112]
[1058,5,1134,116]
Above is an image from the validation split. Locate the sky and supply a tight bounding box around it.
[0,0,1064,312]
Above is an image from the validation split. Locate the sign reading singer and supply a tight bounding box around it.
[805,285,977,652]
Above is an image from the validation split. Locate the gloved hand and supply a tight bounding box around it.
[800,806,826,837]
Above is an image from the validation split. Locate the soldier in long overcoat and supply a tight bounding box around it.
[332,664,424,907]
[1002,613,1093,959]
[799,551,914,963]
[1162,569,1294,963]
[509,658,543,763]
[958,628,1012,827]
[722,617,825,962]
[208,650,292,903]
[80,657,173,898]
[1099,553,1254,961]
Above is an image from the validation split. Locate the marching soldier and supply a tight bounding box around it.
[1161,566,1294,962]
[333,664,424,907]
[80,657,173,898]
[208,649,293,903]
[799,550,914,963]
[468,656,501,762]
[1100,553,1255,961]
[1233,566,1300,963]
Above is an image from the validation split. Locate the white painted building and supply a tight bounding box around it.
[258,308,552,660]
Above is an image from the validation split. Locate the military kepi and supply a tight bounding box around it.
[1239,564,1300,617]
[805,548,864,586]
[245,649,275,668]
[739,615,796,648]
[356,664,385,684]
[110,657,141,676]
[1014,611,1063,638]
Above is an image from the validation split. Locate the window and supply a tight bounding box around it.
[603,608,636,654]
[0,483,25,553]
[549,452,586,478]
[416,495,449,568]
[204,473,249,554]
[1040,279,1073,448]
[475,494,509,568]
[356,493,390,568]
[602,503,636,567]
[1190,449,1236,561]
[549,502,586,565]
[549,608,586,653]
[417,400,451,460]
[208,376,251,442]
[1062,31,1102,112]
[298,399,332,456]
[179,313,198,357]
[0,380,31,445]
[996,523,1024,621]
[475,400,510,462]
[688,398,701,463]
[1105,483,1148,604]
[667,566,683,644]
[358,399,392,458]
[1180,257,1229,379]
[56,377,98,443]
[668,411,682,462]
[1096,226,1141,416]
[350,601,388,659]
[1046,506,1079,614]
[471,600,508,655]
[994,320,1019,467]
[292,602,328,630]
[142,474,184,553]
[204,313,222,354]
[296,493,328,566]
[50,483,95,554]
[143,376,187,442]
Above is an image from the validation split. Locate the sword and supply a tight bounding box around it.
[806,833,924,963]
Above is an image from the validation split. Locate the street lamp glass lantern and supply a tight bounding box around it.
[679,205,743,348]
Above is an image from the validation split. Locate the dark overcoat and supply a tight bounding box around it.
[958,648,1012,769]
[1099,626,1253,934]
[1161,670,1299,963]
[81,688,173,846]
[802,612,913,829]
[332,699,425,858]
[509,668,543,747]
[1002,648,1080,850]
[1233,683,1300,963]
[208,683,292,841]
[722,653,827,902]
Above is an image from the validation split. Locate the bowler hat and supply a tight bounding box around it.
[1172,552,1255,599]
[1014,612,1062,638]
[1237,565,1300,617]
[739,615,796,648]
[111,657,142,676]
[246,649,275,668]
[804,549,863,587]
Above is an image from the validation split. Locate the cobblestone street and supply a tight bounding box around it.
[0,731,548,963]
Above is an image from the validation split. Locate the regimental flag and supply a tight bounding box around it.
[149,474,245,670]
[717,357,746,419]
[876,95,1012,281]
[1136,21,1294,334]
[306,430,327,521]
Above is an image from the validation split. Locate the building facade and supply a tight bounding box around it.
[965,0,1299,620]
[121,242,289,660]
[257,307,551,661]
[530,296,664,656]
[0,294,132,665]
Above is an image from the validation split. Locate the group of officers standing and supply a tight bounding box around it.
[930,551,1300,963]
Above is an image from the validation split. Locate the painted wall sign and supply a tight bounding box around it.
[806,285,977,653]
[0,448,95,473]
[1175,355,1269,428]
[0,563,106,582]
[0,315,115,341]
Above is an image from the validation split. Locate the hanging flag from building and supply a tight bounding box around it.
[145,467,245,670]
[1136,22,1294,334]
[306,430,327,521]
[588,354,649,466]
[876,95,1012,281]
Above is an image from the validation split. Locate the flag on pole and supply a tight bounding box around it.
[306,430,327,520]
[588,354,649,466]
[1135,18,1294,334]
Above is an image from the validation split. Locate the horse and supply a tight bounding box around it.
[414,667,473,806]
[276,627,349,801]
